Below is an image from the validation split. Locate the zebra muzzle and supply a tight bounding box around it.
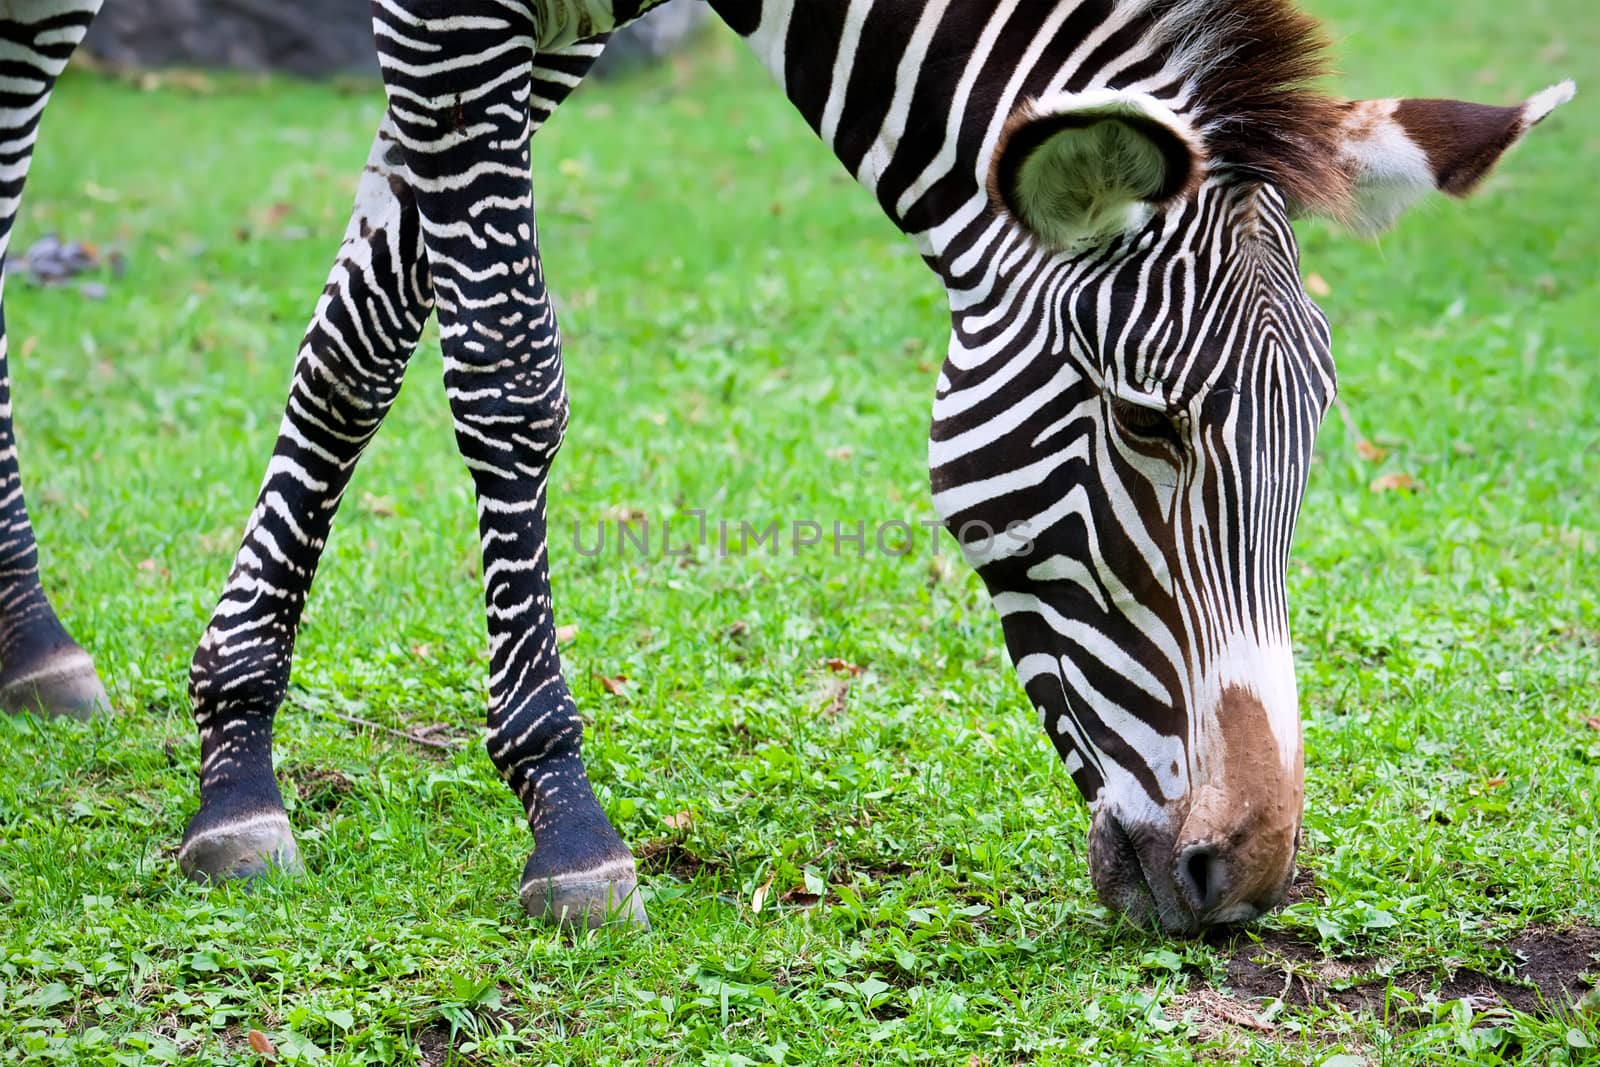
[1088,805,1295,935]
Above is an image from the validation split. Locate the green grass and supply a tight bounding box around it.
[1,1,1597,1063]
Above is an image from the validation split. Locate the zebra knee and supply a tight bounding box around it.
[444,357,571,475]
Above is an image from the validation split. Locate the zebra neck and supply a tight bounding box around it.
[705,1,1196,280]
[707,0,1008,266]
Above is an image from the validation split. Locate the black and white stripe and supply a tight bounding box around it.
[182,0,1335,931]
[0,0,109,720]
[8,0,1554,934]
[720,0,1335,930]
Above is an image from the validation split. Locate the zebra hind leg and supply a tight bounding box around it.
[376,9,645,928]
[0,1,109,720]
[180,117,432,883]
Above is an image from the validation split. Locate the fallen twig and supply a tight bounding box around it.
[326,710,460,753]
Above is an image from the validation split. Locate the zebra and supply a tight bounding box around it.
[0,2,113,721]
[0,0,1569,934]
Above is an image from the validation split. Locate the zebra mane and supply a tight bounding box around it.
[1144,0,1349,214]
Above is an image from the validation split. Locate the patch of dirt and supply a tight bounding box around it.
[1506,925,1600,1004]
[633,836,715,881]
[416,1017,535,1066]
[1218,924,1600,1020]
[1282,865,1319,907]
[417,1025,477,1067]
[1167,988,1376,1063]
[284,764,355,811]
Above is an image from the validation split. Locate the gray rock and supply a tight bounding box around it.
[8,234,123,293]
[83,0,709,79]
[84,0,378,78]
[592,2,710,79]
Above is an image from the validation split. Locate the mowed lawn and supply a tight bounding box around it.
[2,0,1597,1062]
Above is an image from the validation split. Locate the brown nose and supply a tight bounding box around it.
[1170,835,1296,925]
[1087,685,1305,933]
[1168,780,1301,924]
[1088,809,1297,934]
[1170,685,1305,921]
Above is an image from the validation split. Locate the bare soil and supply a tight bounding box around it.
[1218,924,1599,1019]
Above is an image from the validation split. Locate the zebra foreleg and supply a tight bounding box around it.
[0,0,109,719]
[181,118,432,883]
[376,6,645,929]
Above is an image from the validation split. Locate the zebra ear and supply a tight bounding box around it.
[1320,81,1575,236]
[989,90,1204,249]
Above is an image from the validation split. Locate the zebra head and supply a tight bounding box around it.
[930,61,1572,933]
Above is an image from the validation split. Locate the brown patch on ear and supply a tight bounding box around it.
[1335,99,1388,143]
[1392,98,1528,196]
[1184,686,1303,903]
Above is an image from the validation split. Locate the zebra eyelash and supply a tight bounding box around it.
[1108,395,1186,450]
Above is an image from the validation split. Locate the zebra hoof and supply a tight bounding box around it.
[0,646,110,720]
[520,856,650,931]
[178,811,304,884]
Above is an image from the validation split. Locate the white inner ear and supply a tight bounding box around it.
[1336,99,1435,237]
[1014,119,1176,248]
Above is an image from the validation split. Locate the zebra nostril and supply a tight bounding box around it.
[1176,843,1223,914]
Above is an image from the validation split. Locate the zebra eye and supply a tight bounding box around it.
[1110,397,1183,446]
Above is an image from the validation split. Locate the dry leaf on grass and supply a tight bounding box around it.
[751,873,775,914]
[598,674,629,697]
[820,657,864,676]
[1304,272,1332,298]
[663,810,692,831]
[555,624,579,645]
[1355,439,1389,463]
[247,1030,277,1059]
[1370,472,1419,493]
[782,886,823,908]
[1586,716,1600,732]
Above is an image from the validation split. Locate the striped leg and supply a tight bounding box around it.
[0,0,109,719]
[377,7,645,928]
[180,118,432,882]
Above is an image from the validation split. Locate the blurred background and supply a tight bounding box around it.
[83,0,709,79]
